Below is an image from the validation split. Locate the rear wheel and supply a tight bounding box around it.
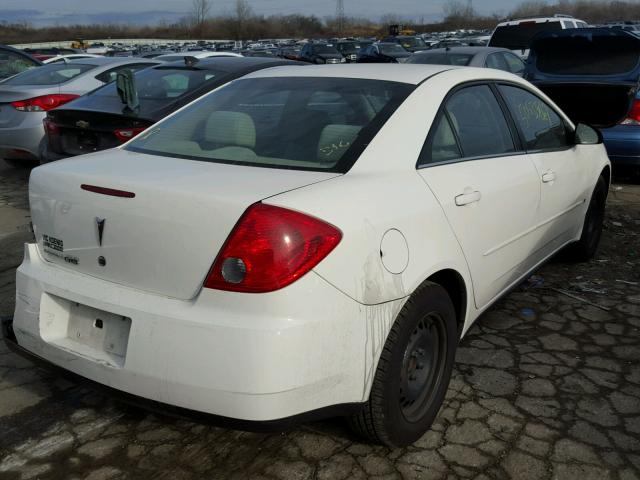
[567,175,607,262]
[348,282,458,447]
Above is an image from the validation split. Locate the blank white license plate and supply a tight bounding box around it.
[67,302,131,359]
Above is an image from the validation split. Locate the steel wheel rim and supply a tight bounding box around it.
[399,312,447,423]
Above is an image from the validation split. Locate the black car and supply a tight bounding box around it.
[334,41,360,62]
[357,43,411,63]
[382,35,428,53]
[299,43,345,64]
[276,46,301,60]
[43,57,302,161]
[0,44,42,81]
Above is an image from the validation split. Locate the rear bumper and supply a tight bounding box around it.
[1,316,360,431]
[602,125,640,167]
[0,113,45,160]
[12,243,400,422]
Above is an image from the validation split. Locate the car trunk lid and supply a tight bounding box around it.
[526,28,640,127]
[47,109,154,156]
[29,149,341,300]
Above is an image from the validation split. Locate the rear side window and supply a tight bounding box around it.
[444,85,515,159]
[126,77,413,172]
[486,53,510,71]
[423,115,462,164]
[499,85,570,151]
[502,52,525,74]
[3,63,94,85]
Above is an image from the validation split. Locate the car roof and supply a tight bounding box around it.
[157,57,301,70]
[66,57,158,66]
[416,46,510,55]
[242,64,456,85]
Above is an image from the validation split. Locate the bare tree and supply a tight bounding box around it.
[234,0,253,40]
[192,0,211,38]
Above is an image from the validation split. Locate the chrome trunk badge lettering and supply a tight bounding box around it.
[76,120,90,129]
[96,217,105,246]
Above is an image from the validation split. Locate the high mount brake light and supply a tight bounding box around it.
[204,203,342,293]
[12,94,79,112]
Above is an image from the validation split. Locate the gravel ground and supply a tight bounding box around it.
[0,160,638,480]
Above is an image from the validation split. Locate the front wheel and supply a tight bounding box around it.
[348,282,458,447]
[566,175,607,262]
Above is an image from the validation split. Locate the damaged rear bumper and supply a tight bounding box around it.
[10,243,404,423]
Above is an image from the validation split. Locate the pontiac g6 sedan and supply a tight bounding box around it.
[6,65,610,447]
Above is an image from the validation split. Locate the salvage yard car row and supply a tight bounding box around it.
[0,22,637,448]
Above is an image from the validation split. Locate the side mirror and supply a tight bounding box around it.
[574,123,603,145]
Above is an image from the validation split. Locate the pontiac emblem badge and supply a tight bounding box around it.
[76,120,90,129]
[96,218,106,246]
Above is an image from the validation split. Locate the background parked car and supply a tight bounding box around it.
[299,43,345,64]
[488,14,588,58]
[276,46,301,60]
[382,35,428,52]
[154,51,243,62]
[0,57,159,166]
[43,57,302,162]
[43,54,102,64]
[525,27,640,177]
[22,47,82,62]
[407,46,525,75]
[334,41,360,62]
[357,43,411,63]
[0,45,41,82]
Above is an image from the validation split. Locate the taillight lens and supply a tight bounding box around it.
[12,94,79,112]
[43,117,59,136]
[204,203,342,293]
[114,127,146,143]
[620,99,640,125]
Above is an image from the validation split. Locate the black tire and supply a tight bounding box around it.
[567,175,607,262]
[348,281,458,447]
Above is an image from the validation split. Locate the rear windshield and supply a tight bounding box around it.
[90,67,224,115]
[314,45,340,54]
[490,21,563,50]
[380,44,408,55]
[3,63,95,85]
[156,55,188,62]
[407,52,473,66]
[126,77,413,172]
[534,33,640,75]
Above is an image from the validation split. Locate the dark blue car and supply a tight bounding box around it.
[525,28,640,176]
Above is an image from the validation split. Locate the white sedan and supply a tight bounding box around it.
[7,65,610,447]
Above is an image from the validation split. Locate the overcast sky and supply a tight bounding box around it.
[1,0,526,25]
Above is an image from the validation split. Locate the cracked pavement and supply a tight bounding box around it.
[0,160,639,480]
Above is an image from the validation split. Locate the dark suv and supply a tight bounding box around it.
[335,42,359,62]
[299,43,345,64]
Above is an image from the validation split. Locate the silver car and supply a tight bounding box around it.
[0,57,159,167]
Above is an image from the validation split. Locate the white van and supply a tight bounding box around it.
[489,14,588,58]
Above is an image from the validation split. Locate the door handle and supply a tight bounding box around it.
[542,170,556,183]
[455,190,481,206]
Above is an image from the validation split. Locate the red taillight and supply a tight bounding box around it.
[204,203,342,293]
[43,117,59,136]
[12,94,79,112]
[621,99,640,125]
[114,127,146,143]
